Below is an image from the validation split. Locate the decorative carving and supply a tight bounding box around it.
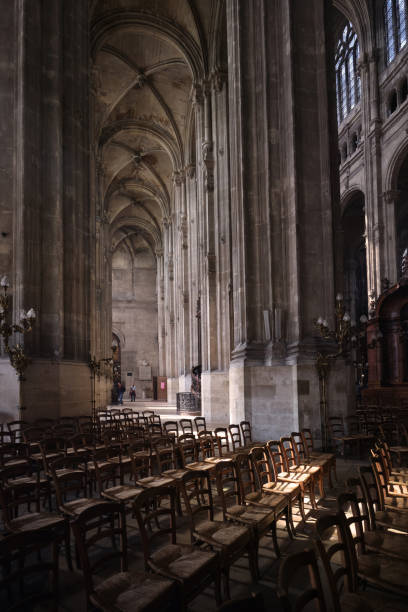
[368,290,377,319]
[192,82,204,106]
[401,248,408,281]
[185,164,196,179]
[206,252,216,275]
[381,277,391,292]
[382,190,401,205]
[211,69,227,93]
[172,170,185,186]
[135,72,146,88]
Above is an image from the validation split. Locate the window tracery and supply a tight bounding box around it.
[335,22,360,125]
[384,0,407,64]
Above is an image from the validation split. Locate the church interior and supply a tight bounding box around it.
[1,0,408,609]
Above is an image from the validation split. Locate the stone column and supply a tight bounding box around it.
[5,0,93,419]
[381,190,400,285]
[226,0,351,441]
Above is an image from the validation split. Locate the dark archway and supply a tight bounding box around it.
[396,152,408,273]
[341,192,367,322]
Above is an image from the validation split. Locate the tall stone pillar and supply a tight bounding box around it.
[1,1,92,420]
[226,0,352,441]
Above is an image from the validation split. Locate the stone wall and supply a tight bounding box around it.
[112,241,159,399]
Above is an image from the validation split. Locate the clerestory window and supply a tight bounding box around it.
[335,22,361,125]
[384,0,407,64]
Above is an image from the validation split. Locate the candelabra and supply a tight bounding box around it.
[314,294,367,450]
[0,275,36,381]
[88,353,114,421]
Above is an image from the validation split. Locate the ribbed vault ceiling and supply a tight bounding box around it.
[91,0,216,259]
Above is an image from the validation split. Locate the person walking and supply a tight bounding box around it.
[130,384,136,402]
[117,381,126,405]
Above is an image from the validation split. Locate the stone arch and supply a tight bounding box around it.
[385,138,408,192]
[333,0,374,54]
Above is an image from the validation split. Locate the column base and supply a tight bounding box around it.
[201,370,229,426]
[20,360,92,421]
[0,358,20,423]
[166,377,179,403]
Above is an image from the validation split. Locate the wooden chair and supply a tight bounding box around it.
[0,463,72,569]
[359,464,408,534]
[0,530,60,612]
[34,418,55,429]
[342,479,408,562]
[214,427,233,457]
[370,450,408,512]
[51,454,107,520]
[228,424,244,452]
[249,445,304,528]
[282,435,324,500]
[178,434,199,467]
[214,459,281,579]
[300,428,337,486]
[278,548,327,612]
[291,431,331,493]
[72,501,176,611]
[180,418,193,435]
[133,485,222,610]
[163,420,179,440]
[180,468,256,599]
[266,440,315,512]
[39,437,67,477]
[7,420,29,443]
[337,491,408,598]
[0,441,28,468]
[194,416,206,433]
[328,415,368,457]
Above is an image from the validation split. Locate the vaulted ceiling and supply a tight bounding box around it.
[90,0,221,261]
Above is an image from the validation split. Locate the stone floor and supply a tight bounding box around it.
[46,457,408,611]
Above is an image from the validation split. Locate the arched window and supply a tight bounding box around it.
[384,0,408,65]
[335,22,361,125]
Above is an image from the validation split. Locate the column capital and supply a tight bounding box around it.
[381,189,401,204]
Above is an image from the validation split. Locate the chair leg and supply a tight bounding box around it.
[308,480,317,510]
[271,520,280,559]
[214,567,222,606]
[223,567,231,600]
[298,493,306,522]
[64,523,73,571]
[327,464,333,488]
[318,472,324,499]
[248,542,258,583]
[285,506,294,539]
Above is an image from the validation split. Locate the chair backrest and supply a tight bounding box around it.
[234,452,258,500]
[369,451,388,507]
[280,437,298,470]
[72,502,127,604]
[214,427,230,456]
[345,477,371,533]
[315,512,355,610]
[0,530,60,611]
[180,469,214,532]
[278,548,327,612]
[7,420,29,442]
[228,424,242,451]
[163,421,179,438]
[249,446,276,489]
[337,491,367,557]
[291,432,308,463]
[23,426,46,444]
[194,416,206,433]
[142,410,154,418]
[180,418,193,435]
[133,486,177,571]
[214,460,241,518]
[0,442,28,467]
[345,415,360,436]
[240,421,252,445]
[130,451,150,481]
[266,440,287,477]
[50,455,88,508]
[300,428,315,460]
[147,422,163,437]
[0,462,41,527]
[0,431,13,444]
[359,464,382,525]
[154,441,177,473]
[178,434,198,466]
[198,435,215,459]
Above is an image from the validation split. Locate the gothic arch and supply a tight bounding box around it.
[333,0,374,54]
[385,137,408,192]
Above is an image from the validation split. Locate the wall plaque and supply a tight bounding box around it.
[139,365,152,380]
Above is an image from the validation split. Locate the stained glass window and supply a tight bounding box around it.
[385,0,408,65]
[335,22,361,125]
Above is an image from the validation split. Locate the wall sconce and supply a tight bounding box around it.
[0,275,36,381]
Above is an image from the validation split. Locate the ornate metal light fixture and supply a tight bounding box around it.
[314,293,367,450]
[88,353,114,421]
[0,275,36,381]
